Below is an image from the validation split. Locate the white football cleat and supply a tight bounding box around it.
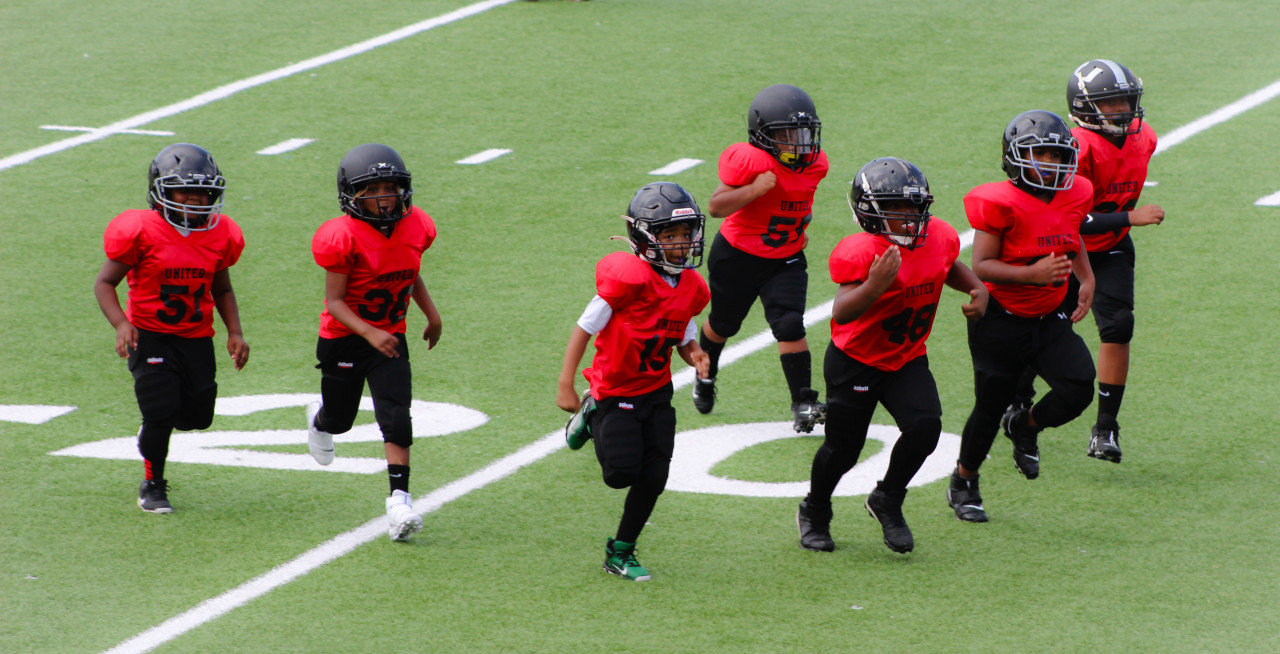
[385,489,423,542]
[306,401,335,466]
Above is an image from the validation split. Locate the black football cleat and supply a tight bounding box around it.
[791,388,826,434]
[1088,423,1122,463]
[1002,407,1041,479]
[692,377,717,415]
[796,500,835,552]
[138,479,172,513]
[864,487,913,553]
[947,470,988,523]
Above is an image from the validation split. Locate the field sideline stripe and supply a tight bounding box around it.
[0,0,518,173]
[102,77,1275,654]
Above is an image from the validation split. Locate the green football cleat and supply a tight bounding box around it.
[565,392,596,450]
[603,538,651,581]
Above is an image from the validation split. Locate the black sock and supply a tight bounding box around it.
[779,351,812,402]
[616,486,660,544]
[388,464,410,494]
[699,332,725,380]
[1097,383,1125,426]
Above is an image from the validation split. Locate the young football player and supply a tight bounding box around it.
[1007,60,1164,464]
[94,143,249,513]
[307,143,443,543]
[694,84,830,432]
[949,111,1097,523]
[557,182,711,582]
[796,158,987,554]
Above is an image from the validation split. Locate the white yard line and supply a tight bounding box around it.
[456,148,514,164]
[98,59,1280,654]
[257,138,315,155]
[649,158,704,175]
[0,0,518,173]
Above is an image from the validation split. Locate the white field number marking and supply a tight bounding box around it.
[50,394,488,473]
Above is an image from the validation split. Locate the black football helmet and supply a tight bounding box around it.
[147,143,226,231]
[747,84,822,172]
[1001,110,1079,192]
[1068,59,1144,136]
[337,143,413,223]
[848,157,933,250]
[624,182,706,275]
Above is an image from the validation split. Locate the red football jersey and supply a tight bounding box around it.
[828,219,960,371]
[964,179,1093,318]
[1075,122,1157,252]
[103,209,245,339]
[585,252,710,400]
[312,207,436,339]
[715,142,829,259]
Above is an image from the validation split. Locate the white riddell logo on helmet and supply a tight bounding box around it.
[1078,67,1105,85]
[671,208,696,217]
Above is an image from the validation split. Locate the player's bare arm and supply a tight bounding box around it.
[831,247,902,324]
[94,258,138,358]
[1070,242,1095,323]
[556,326,592,413]
[945,260,989,320]
[677,340,710,380]
[1128,204,1165,226]
[411,276,442,349]
[324,270,400,357]
[211,268,249,370]
[706,172,776,218]
[971,230,1071,286]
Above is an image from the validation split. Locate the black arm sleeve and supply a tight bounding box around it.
[1081,211,1130,234]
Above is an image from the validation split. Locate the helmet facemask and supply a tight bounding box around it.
[341,173,413,224]
[1006,136,1079,191]
[151,173,226,231]
[349,179,412,223]
[626,211,706,276]
[753,119,822,171]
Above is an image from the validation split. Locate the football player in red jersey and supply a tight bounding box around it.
[1009,60,1165,465]
[693,84,830,433]
[94,143,249,513]
[795,158,987,554]
[947,111,1099,523]
[307,144,443,543]
[557,182,711,582]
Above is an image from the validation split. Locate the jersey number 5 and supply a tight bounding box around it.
[761,214,812,248]
[157,283,206,324]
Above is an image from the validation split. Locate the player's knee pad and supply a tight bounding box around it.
[1099,308,1134,344]
[1041,378,1094,425]
[175,384,217,431]
[633,463,669,497]
[379,404,414,448]
[768,311,806,343]
[602,465,641,490]
[707,316,742,340]
[899,416,942,449]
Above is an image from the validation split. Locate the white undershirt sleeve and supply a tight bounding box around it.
[576,295,613,335]
[682,319,699,345]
